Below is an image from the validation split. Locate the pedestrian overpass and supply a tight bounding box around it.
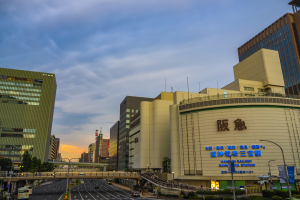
[1,172,142,182]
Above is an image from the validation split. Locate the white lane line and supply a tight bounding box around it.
[78,191,84,200]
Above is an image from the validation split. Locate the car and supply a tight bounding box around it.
[132,191,140,197]
[94,185,99,189]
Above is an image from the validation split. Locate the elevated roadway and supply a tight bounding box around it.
[0,172,141,182]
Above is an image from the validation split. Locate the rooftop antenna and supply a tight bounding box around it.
[187,77,189,103]
[217,81,219,96]
[171,87,173,93]
[199,82,200,93]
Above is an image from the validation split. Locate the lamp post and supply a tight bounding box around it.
[260,140,292,200]
[62,158,78,196]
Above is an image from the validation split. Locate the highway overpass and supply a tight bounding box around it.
[0,172,141,182]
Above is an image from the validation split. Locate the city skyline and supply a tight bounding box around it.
[0,0,293,159]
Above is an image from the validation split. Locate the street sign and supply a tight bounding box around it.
[1,185,4,190]
[9,171,13,175]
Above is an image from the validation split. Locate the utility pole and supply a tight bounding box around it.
[260,140,292,200]
[230,156,236,200]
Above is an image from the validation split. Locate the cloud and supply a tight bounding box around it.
[0,0,292,158]
[59,144,86,159]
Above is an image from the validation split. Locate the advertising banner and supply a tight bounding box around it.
[287,166,295,184]
[278,166,286,183]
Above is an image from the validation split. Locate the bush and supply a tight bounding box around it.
[205,195,216,200]
[292,190,300,195]
[225,197,234,200]
[293,195,300,198]
[75,179,81,185]
[236,189,246,195]
[248,195,265,200]
[263,190,276,198]
[272,196,282,200]
[274,190,289,199]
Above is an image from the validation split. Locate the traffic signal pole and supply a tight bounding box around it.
[230,156,236,200]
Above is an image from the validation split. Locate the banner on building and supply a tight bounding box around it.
[287,166,295,184]
[278,166,286,183]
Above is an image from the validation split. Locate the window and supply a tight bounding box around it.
[135,138,138,143]
[126,109,130,112]
[258,88,265,92]
[126,125,130,129]
[126,120,130,123]
[244,87,254,91]
[136,110,138,113]
[126,114,130,118]
[131,109,134,113]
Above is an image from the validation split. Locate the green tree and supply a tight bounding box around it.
[29,157,42,172]
[21,151,31,172]
[41,162,54,172]
[162,157,171,172]
[0,157,12,171]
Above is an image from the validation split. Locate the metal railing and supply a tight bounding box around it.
[180,92,300,105]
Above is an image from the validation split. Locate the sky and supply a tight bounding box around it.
[0,0,293,159]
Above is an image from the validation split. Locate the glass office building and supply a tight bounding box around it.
[0,68,56,163]
[118,96,153,171]
[238,11,300,95]
[109,121,119,170]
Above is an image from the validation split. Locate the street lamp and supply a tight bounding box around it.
[62,158,79,196]
[260,140,292,200]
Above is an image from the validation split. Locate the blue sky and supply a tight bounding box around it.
[0,0,293,158]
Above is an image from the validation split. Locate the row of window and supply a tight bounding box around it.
[0,95,40,102]
[244,87,265,92]
[1,133,35,138]
[239,24,300,89]
[2,100,39,106]
[126,109,139,113]
[0,75,43,83]
[0,145,33,150]
[0,90,41,97]
[0,156,22,161]
[0,80,42,88]
[0,85,41,93]
[1,128,36,133]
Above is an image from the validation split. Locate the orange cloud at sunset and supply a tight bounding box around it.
[59,144,86,159]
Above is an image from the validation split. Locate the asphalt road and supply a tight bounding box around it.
[70,179,156,200]
[29,179,67,200]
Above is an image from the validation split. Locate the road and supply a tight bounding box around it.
[29,179,67,200]
[70,179,157,200]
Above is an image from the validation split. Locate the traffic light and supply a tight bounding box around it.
[51,173,56,177]
[21,173,24,176]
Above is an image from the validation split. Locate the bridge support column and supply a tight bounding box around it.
[103,166,107,172]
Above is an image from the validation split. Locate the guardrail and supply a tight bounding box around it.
[0,172,141,181]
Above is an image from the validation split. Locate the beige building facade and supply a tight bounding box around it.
[170,49,300,190]
[129,92,173,172]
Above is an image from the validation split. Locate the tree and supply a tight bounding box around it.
[0,157,12,171]
[40,162,54,172]
[29,157,42,173]
[21,151,31,172]
[162,157,171,173]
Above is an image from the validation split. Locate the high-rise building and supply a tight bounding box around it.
[88,143,96,163]
[109,121,119,171]
[80,152,88,163]
[102,139,110,158]
[238,6,300,95]
[94,133,103,163]
[54,138,60,159]
[129,92,173,172]
[118,96,153,171]
[0,68,56,163]
[48,135,58,160]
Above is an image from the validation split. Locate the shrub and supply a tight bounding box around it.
[188,192,196,198]
[272,196,282,200]
[263,190,276,198]
[292,190,300,195]
[236,189,246,195]
[205,195,216,200]
[274,190,289,199]
[248,195,265,200]
[224,197,234,200]
[293,195,300,198]
[75,179,80,185]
